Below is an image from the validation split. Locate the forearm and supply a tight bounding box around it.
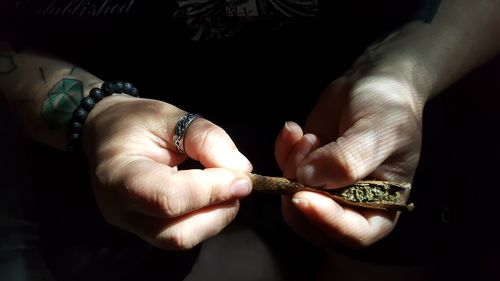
[353,0,500,103]
[0,44,102,149]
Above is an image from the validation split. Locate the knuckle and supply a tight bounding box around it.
[153,230,197,251]
[208,184,231,205]
[331,136,373,184]
[155,189,181,217]
[136,225,199,251]
[121,166,183,218]
[153,177,187,217]
[199,125,227,149]
[335,149,363,183]
[170,232,197,250]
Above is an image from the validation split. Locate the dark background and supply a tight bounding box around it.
[2,1,499,280]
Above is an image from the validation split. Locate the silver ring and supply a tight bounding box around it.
[173,113,200,154]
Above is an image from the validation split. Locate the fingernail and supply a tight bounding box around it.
[232,178,252,198]
[292,197,309,207]
[303,134,317,146]
[284,121,299,132]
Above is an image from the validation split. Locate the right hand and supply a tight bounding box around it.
[274,71,424,248]
[82,96,253,250]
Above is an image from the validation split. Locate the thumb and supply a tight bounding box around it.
[297,119,400,188]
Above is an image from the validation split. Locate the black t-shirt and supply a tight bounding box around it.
[2,0,422,169]
[2,1,444,281]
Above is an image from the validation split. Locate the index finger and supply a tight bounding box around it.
[180,115,253,172]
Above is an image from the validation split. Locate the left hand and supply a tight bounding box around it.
[275,72,424,248]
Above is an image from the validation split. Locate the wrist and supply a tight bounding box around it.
[84,93,135,127]
[346,23,437,113]
[67,81,139,152]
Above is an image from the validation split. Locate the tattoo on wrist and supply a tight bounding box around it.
[41,78,84,128]
[414,0,442,23]
[69,65,76,75]
[39,67,47,83]
[0,55,17,75]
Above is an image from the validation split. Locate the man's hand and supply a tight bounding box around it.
[82,96,253,250]
[275,73,423,247]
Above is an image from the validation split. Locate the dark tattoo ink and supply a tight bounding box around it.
[39,67,47,83]
[414,0,442,23]
[69,65,76,75]
[0,55,17,75]
[41,78,83,128]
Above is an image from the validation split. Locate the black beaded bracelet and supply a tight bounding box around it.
[66,81,139,152]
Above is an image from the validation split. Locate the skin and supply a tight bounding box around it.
[274,0,500,248]
[82,95,253,250]
[0,49,253,251]
[1,0,500,252]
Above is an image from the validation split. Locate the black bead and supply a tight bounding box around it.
[73,107,88,122]
[123,82,133,92]
[129,87,139,97]
[89,88,104,102]
[67,133,80,152]
[115,81,124,92]
[67,81,139,153]
[101,81,116,96]
[68,133,80,143]
[69,121,82,133]
[80,96,96,111]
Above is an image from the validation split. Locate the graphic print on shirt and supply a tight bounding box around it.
[174,0,318,41]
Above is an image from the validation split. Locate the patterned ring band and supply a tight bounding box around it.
[173,113,200,154]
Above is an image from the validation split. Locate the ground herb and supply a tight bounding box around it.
[250,173,414,212]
